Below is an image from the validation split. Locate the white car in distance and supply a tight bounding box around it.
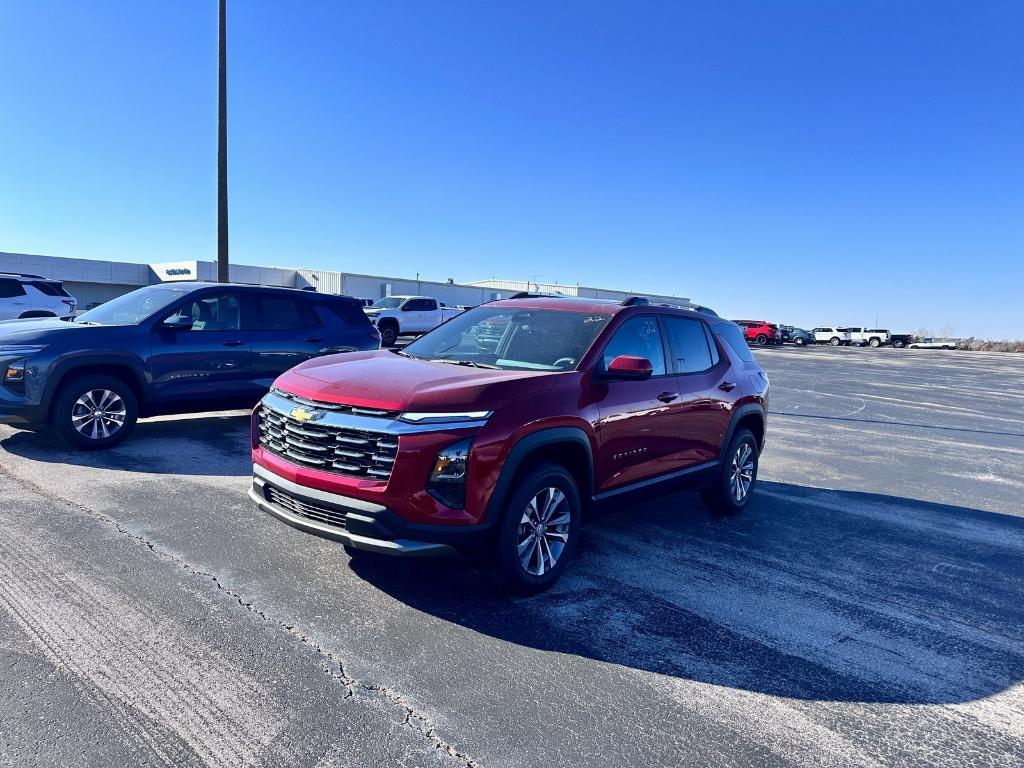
[363,296,464,347]
[812,327,853,346]
[0,273,78,320]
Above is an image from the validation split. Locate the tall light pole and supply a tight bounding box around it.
[217,0,229,282]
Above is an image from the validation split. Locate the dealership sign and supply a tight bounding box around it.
[152,260,201,282]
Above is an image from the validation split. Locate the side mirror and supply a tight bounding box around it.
[599,355,654,381]
[162,314,193,330]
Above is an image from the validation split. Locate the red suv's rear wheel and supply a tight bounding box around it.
[701,429,759,515]
[493,462,581,594]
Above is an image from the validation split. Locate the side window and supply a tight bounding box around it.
[702,323,721,366]
[713,322,755,363]
[403,299,433,311]
[662,317,714,373]
[171,294,241,331]
[251,295,314,330]
[601,316,667,376]
[421,299,437,311]
[0,279,26,298]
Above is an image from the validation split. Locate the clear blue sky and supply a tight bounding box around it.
[1,2,1021,338]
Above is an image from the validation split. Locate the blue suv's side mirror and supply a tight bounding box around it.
[161,314,193,330]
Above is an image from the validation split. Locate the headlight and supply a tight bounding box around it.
[427,437,472,508]
[400,411,491,424]
[3,360,27,394]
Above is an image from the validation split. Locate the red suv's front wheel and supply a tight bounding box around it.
[494,462,581,594]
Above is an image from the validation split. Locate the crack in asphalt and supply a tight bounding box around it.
[0,464,481,768]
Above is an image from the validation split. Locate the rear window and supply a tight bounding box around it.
[317,298,373,327]
[712,322,755,362]
[28,281,70,297]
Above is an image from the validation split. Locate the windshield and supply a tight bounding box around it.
[369,297,405,309]
[402,306,610,371]
[77,285,192,325]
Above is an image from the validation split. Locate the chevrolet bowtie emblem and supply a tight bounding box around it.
[290,407,322,423]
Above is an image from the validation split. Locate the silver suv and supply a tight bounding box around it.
[0,273,78,320]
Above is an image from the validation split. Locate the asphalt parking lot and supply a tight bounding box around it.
[1,346,1022,767]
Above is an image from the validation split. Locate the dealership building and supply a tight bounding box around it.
[0,251,692,310]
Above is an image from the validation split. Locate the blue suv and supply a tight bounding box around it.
[0,282,380,449]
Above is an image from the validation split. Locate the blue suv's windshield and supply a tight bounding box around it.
[77,285,193,325]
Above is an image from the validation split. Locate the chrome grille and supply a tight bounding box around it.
[264,486,347,529]
[258,405,399,480]
[270,388,399,419]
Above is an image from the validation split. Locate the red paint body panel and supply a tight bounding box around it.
[252,302,766,531]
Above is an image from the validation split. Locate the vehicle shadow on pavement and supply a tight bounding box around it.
[0,413,253,477]
[353,481,1024,706]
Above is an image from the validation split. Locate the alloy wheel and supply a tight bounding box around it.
[72,389,127,440]
[517,487,571,576]
[729,442,755,502]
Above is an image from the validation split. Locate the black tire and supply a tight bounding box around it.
[869,338,881,348]
[378,322,398,348]
[754,334,768,345]
[701,429,759,515]
[830,337,841,346]
[51,375,138,450]
[493,462,581,594]
[893,340,905,348]
[794,337,805,346]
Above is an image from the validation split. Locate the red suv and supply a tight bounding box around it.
[250,296,768,592]
[734,320,782,345]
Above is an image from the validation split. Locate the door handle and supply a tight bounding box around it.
[222,340,244,347]
[305,336,324,343]
[718,381,736,391]
[657,392,679,403]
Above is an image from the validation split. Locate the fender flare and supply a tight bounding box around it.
[42,355,149,410]
[721,403,766,456]
[484,426,594,522]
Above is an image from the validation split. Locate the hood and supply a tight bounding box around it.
[0,317,105,344]
[276,350,558,412]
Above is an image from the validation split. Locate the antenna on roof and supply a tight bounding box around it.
[620,296,650,306]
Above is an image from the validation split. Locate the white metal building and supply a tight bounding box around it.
[1,251,692,310]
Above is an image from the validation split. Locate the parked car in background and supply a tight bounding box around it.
[250,297,768,592]
[842,327,891,347]
[780,326,812,346]
[363,295,464,347]
[890,333,913,348]
[812,327,852,346]
[0,273,77,320]
[0,283,380,449]
[734,320,782,345]
[909,338,959,350]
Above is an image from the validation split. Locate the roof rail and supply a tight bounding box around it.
[0,272,47,280]
[506,291,565,300]
[620,296,649,306]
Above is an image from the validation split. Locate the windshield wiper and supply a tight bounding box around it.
[429,358,501,369]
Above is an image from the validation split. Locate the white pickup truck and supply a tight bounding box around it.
[363,296,464,347]
[842,327,891,347]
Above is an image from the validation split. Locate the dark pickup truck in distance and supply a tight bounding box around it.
[250,295,769,592]
[0,282,380,449]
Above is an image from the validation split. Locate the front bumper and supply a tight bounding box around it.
[251,463,492,557]
[0,399,45,426]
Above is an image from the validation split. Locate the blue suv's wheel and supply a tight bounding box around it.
[52,375,138,450]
